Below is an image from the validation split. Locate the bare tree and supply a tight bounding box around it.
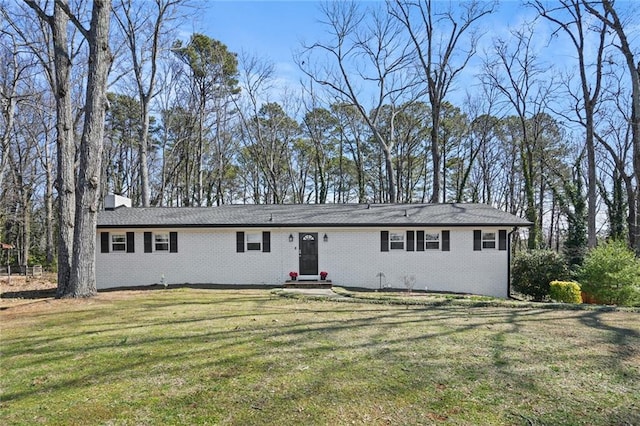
[232,52,275,203]
[482,23,556,248]
[172,33,240,206]
[582,0,640,251]
[0,32,37,266]
[7,105,39,267]
[24,0,113,297]
[67,0,113,297]
[32,95,56,266]
[594,68,637,249]
[23,0,82,294]
[113,0,185,207]
[300,82,340,204]
[534,0,608,249]
[389,0,496,203]
[332,102,370,203]
[0,32,25,199]
[298,1,419,202]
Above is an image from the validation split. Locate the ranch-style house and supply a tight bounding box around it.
[96,196,531,298]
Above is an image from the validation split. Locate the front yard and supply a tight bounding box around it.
[1,287,639,425]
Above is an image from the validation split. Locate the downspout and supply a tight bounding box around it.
[507,227,518,299]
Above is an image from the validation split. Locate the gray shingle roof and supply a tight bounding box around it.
[97,203,532,228]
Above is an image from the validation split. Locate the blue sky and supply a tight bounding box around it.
[187,1,542,90]
[192,1,323,84]
[180,0,632,112]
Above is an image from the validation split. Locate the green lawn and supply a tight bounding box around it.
[2,288,639,425]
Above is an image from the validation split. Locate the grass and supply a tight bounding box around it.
[1,288,639,425]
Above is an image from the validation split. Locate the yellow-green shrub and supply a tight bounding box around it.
[549,281,582,304]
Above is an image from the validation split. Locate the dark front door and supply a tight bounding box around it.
[299,233,318,275]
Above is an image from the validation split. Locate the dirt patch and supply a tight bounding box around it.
[1,274,57,310]
[0,275,175,316]
[1,273,57,293]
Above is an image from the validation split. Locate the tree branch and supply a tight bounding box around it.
[54,0,90,39]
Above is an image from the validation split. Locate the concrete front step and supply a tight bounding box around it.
[283,280,333,289]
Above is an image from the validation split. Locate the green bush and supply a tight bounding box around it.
[577,240,640,306]
[512,250,569,301]
[549,281,582,304]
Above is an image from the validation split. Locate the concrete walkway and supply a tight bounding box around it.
[277,287,350,300]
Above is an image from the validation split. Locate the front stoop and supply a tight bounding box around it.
[283,280,333,289]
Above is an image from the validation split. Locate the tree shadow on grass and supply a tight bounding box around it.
[578,309,640,369]
[0,283,281,310]
[4,291,640,425]
[0,288,56,307]
[98,283,282,293]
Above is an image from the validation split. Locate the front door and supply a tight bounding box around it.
[299,233,318,275]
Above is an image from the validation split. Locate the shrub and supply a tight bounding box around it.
[512,250,569,301]
[549,281,582,304]
[577,240,640,306]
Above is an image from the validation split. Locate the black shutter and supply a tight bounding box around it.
[262,231,271,252]
[473,230,482,251]
[406,230,415,251]
[126,232,135,253]
[442,230,450,251]
[169,232,178,253]
[144,232,152,253]
[416,231,425,252]
[236,231,245,253]
[381,231,389,252]
[499,230,507,251]
[100,232,110,253]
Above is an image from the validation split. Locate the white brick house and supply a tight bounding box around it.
[96,201,530,298]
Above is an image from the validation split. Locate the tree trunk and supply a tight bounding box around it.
[584,0,640,252]
[139,97,152,206]
[585,113,597,247]
[522,141,539,249]
[67,0,112,298]
[52,0,76,297]
[382,144,396,203]
[627,185,637,251]
[430,103,441,203]
[21,195,30,266]
[45,155,54,265]
[0,70,16,197]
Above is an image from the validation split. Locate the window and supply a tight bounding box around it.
[474,230,506,251]
[144,231,177,253]
[390,232,404,250]
[236,231,270,253]
[155,233,169,251]
[101,232,134,253]
[112,234,126,252]
[425,233,440,250]
[482,232,496,249]
[383,230,449,252]
[247,233,261,251]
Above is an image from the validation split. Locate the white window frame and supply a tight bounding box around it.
[112,233,126,252]
[482,232,496,249]
[390,232,405,250]
[425,232,440,250]
[246,233,262,251]
[155,233,169,252]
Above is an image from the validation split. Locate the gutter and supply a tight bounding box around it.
[507,227,518,298]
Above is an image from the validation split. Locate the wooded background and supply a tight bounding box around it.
[1,0,638,296]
